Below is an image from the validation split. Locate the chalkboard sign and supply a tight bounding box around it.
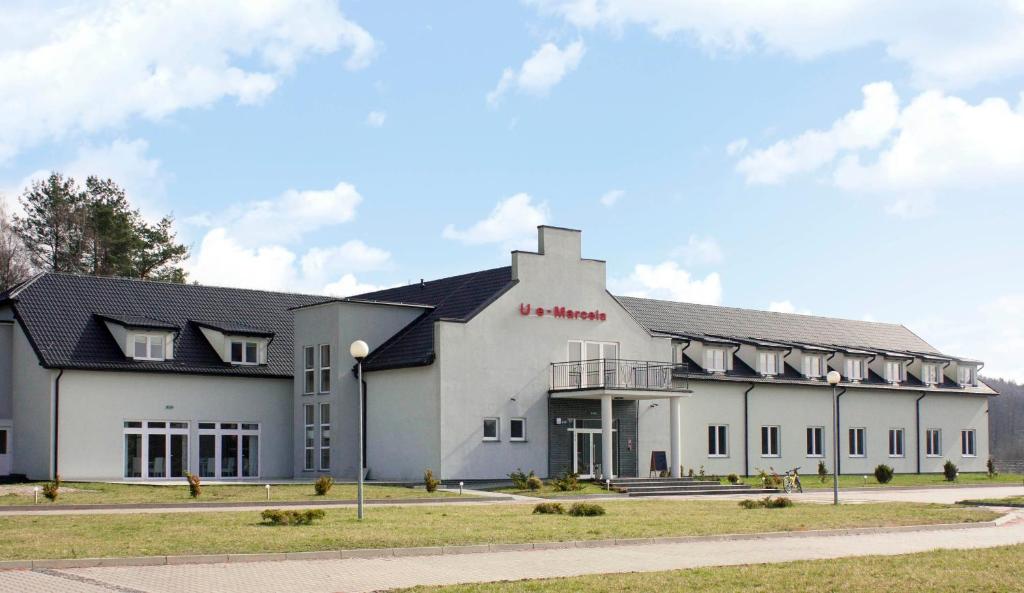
[649,450,667,476]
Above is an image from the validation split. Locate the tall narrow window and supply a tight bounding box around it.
[806,427,824,457]
[510,418,526,442]
[320,403,331,470]
[926,429,942,456]
[708,425,728,457]
[304,404,315,470]
[705,348,727,373]
[849,428,866,457]
[961,429,976,457]
[303,346,315,395]
[889,428,905,457]
[761,426,780,457]
[319,344,331,393]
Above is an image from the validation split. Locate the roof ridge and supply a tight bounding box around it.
[34,271,331,301]
[351,265,512,300]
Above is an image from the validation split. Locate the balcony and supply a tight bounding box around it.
[550,359,689,394]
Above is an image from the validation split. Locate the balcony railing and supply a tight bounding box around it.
[550,359,688,392]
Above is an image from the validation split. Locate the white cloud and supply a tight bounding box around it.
[442,193,550,249]
[768,300,812,315]
[611,261,722,305]
[300,240,392,287]
[530,0,1024,89]
[323,273,390,297]
[223,182,363,247]
[0,0,376,159]
[366,110,387,127]
[671,235,723,266]
[487,40,585,106]
[598,189,625,207]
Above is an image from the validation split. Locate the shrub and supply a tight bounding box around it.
[943,460,959,482]
[185,472,202,498]
[817,460,829,483]
[314,475,334,496]
[552,472,582,492]
[874,464,894,484]
[756,468,782,490]
[687,468,695,477]
[726,473,740,485]
[568,502,605,517]
[987,457,998,479]
[424,468,440,493]
[739,496,793,509]
[698,465,706,478]
[738,498,762,509]
[532,502,564,515]
[261,509,326,526]
[526,475,544,491]
[42,475,61,501]
[508,468,536,490]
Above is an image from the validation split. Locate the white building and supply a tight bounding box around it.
[0,226,994,482]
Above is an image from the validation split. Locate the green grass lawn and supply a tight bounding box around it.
[0,499,995,560]
[958,495,1024,507]
[490,482,613,497]
[394,544,1024,593]
[742,472,1024,490]
[0,482,459,506]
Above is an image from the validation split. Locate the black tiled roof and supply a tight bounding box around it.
[8,273,330,377]
[95,313,179,331]
[353,267,515,371]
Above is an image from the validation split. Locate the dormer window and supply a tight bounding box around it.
[758,351,782,376]
[845,357,866,382]
[802,354,825,379]
[957,365,977,387]
[133,334,166,361]
[921,363,941,385]
[230,340,260,365]
[704,347,728,373]
[885,360,905,384]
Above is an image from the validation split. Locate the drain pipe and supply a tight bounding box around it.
[52,369,64,479]
[835,387,847,476]
[916,392,926,474]
[743,383,755,477]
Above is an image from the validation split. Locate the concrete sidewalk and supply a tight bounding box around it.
[0,510,1021,593]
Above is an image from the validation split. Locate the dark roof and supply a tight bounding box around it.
[95,313,179,331]
[616,296,938,354]
[354,267,515,371]
[8,273,330,377]
[193,320,274,338]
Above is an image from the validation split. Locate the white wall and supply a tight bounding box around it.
[10,323,55,480]
[366,365,441,481]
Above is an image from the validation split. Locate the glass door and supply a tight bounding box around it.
[575,432,593,478]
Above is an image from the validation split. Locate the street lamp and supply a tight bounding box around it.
[350,339,370,520]
[827,370,842,506]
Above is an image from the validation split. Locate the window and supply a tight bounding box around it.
[958,366,977,387]
[761,425,780,457]
[708,425,728,457]
[320,403,331,470]
[889,428,905,457]
[806,426,824,457]
[921,364,941,385]
[304,404,315,470]
[122,420,189,479]
[319,344,331,393]
[926,429,942,457]
[303,346,315,395]
[758,351,781,376]
[0,429,6,455]
[196,421,259,478]
[845,358,865,381]
[885,361,905,384]
[849,427,866,457]
[483,418,499,441]
[132,334,165,361]
[230,340,259,365]
[961,429,977,457]
[705,347,727,373]
[803,355,824,378]
[510,418,526,442]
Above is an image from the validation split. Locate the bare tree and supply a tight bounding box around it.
[0,198,33,293]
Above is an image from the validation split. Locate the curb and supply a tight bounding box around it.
[0,518,1000,571]
[0,495,507,513]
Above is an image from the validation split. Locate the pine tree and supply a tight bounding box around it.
[15,173,88,273]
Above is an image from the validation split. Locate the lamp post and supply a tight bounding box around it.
[350,339,370,520]
[827,370,842,506]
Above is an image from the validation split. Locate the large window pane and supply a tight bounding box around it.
[199,434,216,478]
[169,434,188,478]
[221,434,238,477]
[148,433,166,478]
[242,435,259,477]
[124,434,142,478]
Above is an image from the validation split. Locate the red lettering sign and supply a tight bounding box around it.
[518,303,606,322]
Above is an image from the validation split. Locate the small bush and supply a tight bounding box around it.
[424,468,440,493]
[817,460,829,483]
[314,475,334,496]
[987,457,998,479]
[185,472,202,498]
[757,468,782,490]
[568,502,605,517]
[526,475,543,491]
[739,496,793,509]
[532,502,564,515]
[552,472,582,492]
[726,473,740,485]
[698,465,706,478]
[874,464,894,484]
[261,509,326,526]
[508,468,533,490]
[943,460,959,482]
[687,468,695,477]
[42,475,61,501]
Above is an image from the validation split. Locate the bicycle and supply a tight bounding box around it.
[782,466,803,494]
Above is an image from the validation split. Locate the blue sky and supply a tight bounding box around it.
[2,1,1023,380]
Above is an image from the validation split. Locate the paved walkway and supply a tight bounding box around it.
[1,510,1021,593]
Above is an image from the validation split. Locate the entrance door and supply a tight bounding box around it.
[572,421,618,478]
[0,428,11,476]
